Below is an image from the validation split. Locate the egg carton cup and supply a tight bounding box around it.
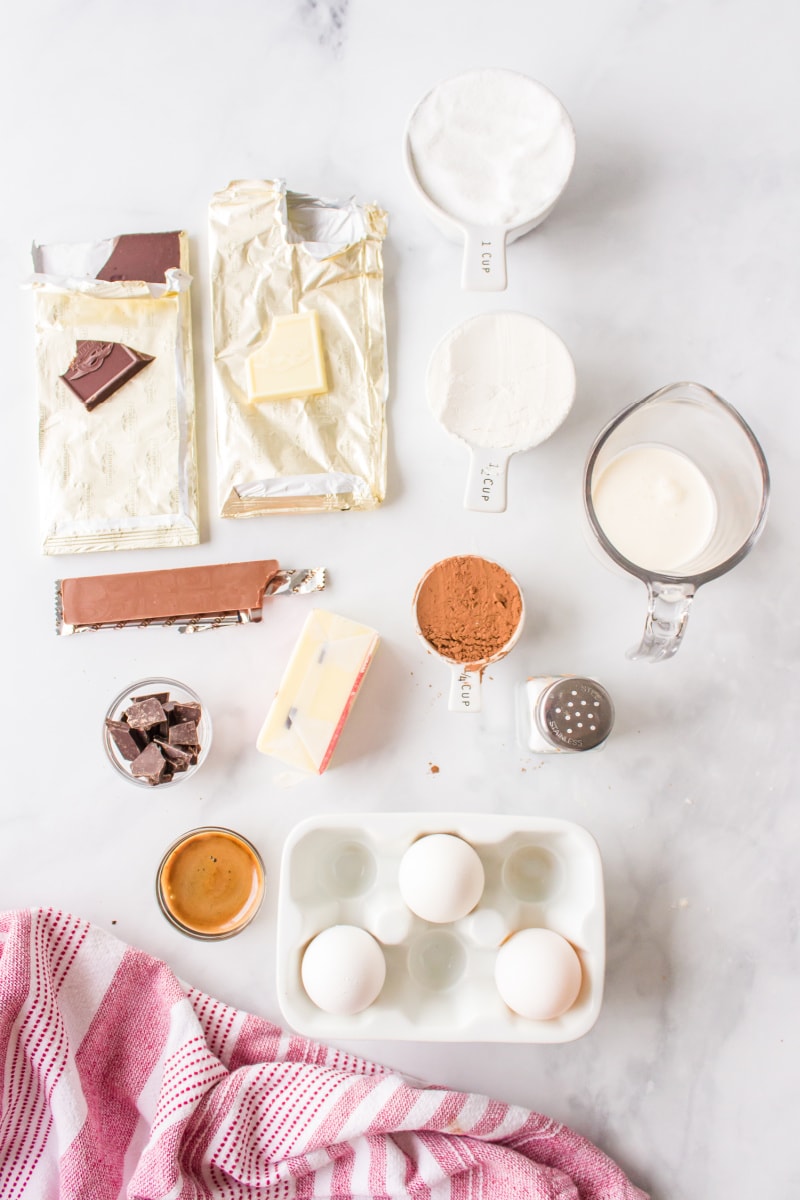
[277,812,605,1043]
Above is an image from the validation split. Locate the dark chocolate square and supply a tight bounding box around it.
[105,718,142,762]
[155,739,193,772]
[95,232,182,284]
[61,340,154,412]
[168,721,198,746]
[172,702,202,725]
[124,697,167,730]
[130,742,166,783]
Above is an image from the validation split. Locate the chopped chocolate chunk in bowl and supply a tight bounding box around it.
[103,678,211,787]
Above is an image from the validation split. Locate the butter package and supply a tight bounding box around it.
[209,180,388,516]
[31,232,199,554]
[257,609,379,773]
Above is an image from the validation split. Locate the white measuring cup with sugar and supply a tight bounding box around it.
[404,69,576,291]
[426,312,576,513]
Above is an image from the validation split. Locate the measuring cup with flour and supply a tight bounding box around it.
[404,69,576,291]
[427,312,576,512]
[413,555,525,713]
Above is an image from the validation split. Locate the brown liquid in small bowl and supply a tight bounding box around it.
[157,827,265,939]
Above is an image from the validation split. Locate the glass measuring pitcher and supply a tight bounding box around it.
[583,382,770,662]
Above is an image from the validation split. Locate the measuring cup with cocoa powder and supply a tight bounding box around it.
[414,555,525,712]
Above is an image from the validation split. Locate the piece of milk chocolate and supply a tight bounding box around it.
[56,561,326,634]
[60,340,154,411]
[256,609,379,774]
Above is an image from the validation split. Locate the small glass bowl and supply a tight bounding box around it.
[103,677,212,788]
[156,827,265,940]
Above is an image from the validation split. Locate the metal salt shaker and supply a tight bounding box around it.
[517,675,614,754]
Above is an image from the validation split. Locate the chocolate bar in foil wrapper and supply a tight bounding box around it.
[55,560,326,635]
[209,180,389,517]
[30,231,199,555]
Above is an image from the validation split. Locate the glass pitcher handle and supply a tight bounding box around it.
[628,581,696,663]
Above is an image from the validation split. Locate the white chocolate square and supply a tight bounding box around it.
[246,311,328,403]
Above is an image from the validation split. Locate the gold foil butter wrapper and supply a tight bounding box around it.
[209,179,389,516]
[31,234,199,555]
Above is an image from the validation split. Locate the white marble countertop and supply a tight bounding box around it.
[2,2,798,1196]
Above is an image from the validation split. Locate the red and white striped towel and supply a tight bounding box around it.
[0,909,647,1199]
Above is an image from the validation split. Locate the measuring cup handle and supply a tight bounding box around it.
[448,665,482,712]
[461,226,508,291]
[628,581,696,663]
[464,448,511,512]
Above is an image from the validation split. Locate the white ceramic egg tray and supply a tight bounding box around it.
[277,812,605,1043]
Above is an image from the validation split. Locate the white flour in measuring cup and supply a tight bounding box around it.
[426,311,576,512]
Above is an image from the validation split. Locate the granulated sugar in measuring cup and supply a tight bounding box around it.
[404,69,576,291]
[413,555,524,712]
[427,312,576,512]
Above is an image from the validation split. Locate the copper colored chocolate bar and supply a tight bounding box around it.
[56,561,326,635]
[95,231,182,284]
[60,340,154,411]
[58,560,279,630]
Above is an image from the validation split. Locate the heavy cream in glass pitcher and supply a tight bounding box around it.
[583,382,770,662]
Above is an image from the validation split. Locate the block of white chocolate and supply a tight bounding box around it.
[246,311,328,403]
[257,609,379,773]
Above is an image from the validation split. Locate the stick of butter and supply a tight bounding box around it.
[257,610,379,773]
[246,311,328,403]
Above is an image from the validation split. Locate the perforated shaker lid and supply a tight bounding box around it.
[537,677,614,751]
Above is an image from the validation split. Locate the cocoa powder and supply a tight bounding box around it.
[415,556,523,667]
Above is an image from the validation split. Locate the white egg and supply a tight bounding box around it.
[494,927,582,1020]
[398,833,485,923]
[301,925,386,1015]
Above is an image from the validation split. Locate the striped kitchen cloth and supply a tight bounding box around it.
[0,908,647,1199]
